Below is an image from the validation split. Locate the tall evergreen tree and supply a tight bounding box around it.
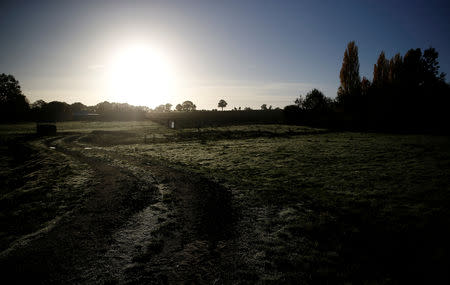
[338,41,361,105]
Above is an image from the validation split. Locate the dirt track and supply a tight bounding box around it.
[0,134,238,284]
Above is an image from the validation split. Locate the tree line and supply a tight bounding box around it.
[0,96,152,122]
[0,75,203,122]
[0,75,281,122]
[2,42,449,130]
[285,42,450,132]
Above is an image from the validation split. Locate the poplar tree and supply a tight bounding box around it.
[361,76,371,96]
[338,41,361,104]
[373,51,390,88]
[388,53,403,85]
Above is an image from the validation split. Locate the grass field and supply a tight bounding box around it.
[114,128,450,283]
[1,120,450,283]
[0,121,166,135]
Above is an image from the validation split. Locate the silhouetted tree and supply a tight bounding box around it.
[361,77,371,97]
[218,99,227,111]
[95,101,113,114]
[165,103,172,112]
[181,100,196,111]
[422,47,446,85]
[283,104,303,124]
[373,51,390,89]
[294,95,305,108]
[0,74,29,121]
[175,104,182,111]
[91,101,146,120]
[31,100,46,109]
[70,102,87,113]
[154,104,165,112]
[337,41,361,108]
[261,104,267,110]
[388,53,403,85]
[41,101,71,121]
[403,48,423,88]
[286,44,450,132]
[302,89,331,112]
[365,46,448,131]
[419,48,449,129]
[29,100,47,121]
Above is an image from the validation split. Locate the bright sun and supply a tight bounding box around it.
[108,45,175,108]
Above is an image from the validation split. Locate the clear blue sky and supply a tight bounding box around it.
[1,0,449,109]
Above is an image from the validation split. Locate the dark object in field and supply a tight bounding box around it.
[36,123,57,135]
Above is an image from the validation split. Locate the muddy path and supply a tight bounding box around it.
[0,134,236,284]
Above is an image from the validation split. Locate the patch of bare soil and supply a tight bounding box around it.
[0,134,236,284]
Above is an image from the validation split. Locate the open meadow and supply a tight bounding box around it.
[3,0,450,283]
[1,120,450,284]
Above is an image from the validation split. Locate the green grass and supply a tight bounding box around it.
[122,132,449,204]
[0,120,165,135]
[0,123,37,134]
[113,130,450,283]
[0,139,95,251]
[2,121,450,283]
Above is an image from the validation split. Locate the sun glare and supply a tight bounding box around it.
[108,45,175,108]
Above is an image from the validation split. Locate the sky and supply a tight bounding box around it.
[1,0,449,109]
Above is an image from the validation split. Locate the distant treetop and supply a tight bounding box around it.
[218,99,227,111]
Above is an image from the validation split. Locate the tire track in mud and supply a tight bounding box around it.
[92,150,236,284]
[61,133,290,284]
[35,134,236,284]
[1,135,159,284]
[67,134,235,284]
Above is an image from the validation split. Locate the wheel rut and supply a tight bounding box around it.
[1,134,236,284]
